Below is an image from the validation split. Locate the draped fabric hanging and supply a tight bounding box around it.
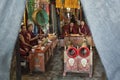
[64,0,71,8]
[30,0,49,33]
[0,0,26,80]
[45,4,50,15]
[64,0,79,8]
[27,0,34,21]
[71,0,79,8]
[56,0,63,8]
[32,9,49,26]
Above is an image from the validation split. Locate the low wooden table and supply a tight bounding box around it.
[29,37,58,72]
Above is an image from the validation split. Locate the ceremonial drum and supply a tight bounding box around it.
[63,36,93,77]
[64,47,78,73]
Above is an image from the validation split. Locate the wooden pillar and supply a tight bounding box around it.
[79,1,82,21]
[23,6,28,26]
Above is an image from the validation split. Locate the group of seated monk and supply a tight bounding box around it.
[62,20,91,38]
[19,24,44,56]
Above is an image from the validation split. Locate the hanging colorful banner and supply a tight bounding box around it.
[64,0,79,8]
[32,9,49,26]
[56,0,63,8]
[27,0,34,21]
[40,0,49,4]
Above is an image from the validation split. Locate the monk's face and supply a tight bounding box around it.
[81,21,85,26]
[22,25,26,32]
[70,22,74,27]
[28,25,33,31]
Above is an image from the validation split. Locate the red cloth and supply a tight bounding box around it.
[61,24,79,38]
[28,31,38,46]
[79,24,91,36]
[28,31,35,38]
[69,24,78,34]
[62,24,69,33]
[19,31,30,49]
[19,31,30,56]
[86,25,91,36]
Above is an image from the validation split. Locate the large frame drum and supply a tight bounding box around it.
[63,47,78,75]
[63,36,93,77]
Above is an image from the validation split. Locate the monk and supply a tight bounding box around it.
[79,21,91,36]
[62,22,69,37]
[19,25,32,56]
[69,22,78,34]
[27,24,39,46]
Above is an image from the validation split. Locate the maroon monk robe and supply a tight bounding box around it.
[19,31,30,56]
[27,31,38,46]
[79,24,91,36]
[69,25,78,34]
[62,24,69,38]
[86,25,91,36]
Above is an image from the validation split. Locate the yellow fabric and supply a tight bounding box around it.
[56,0,63,8]
[64,0,70,8]
[64,0,79,8]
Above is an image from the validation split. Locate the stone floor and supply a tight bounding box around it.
[22,47,107,80]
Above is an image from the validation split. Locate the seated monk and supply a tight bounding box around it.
[27,24,39,46]
[19,25,32,56]
[62,22,69,37]
[79,21,91,36]
[69,22,78,34]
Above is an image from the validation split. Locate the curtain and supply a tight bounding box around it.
[0,0,26,80]
[81,0,120,80]
[0,0,120,80]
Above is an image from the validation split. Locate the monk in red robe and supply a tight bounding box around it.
[69,22,78,34]
[79,21,91,36]
[19,25,32,56]
[27,24,39,46]
[62,22,69,37]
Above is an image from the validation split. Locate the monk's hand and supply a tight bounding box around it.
[36,34,39,39]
